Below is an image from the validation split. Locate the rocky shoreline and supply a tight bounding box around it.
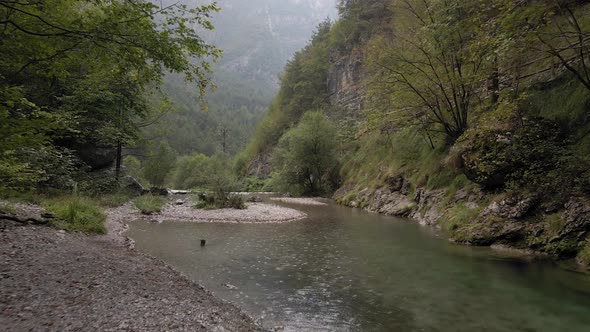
[335,175,590,268]
[0,200,264,331]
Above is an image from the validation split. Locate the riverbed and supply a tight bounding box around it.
[127,199,590,331]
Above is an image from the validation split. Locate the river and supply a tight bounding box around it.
[127,199,590,331]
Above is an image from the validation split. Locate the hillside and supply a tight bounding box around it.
[145,0,337,156]
[242,0,590,267]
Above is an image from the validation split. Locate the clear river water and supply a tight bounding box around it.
[127,199,590,331]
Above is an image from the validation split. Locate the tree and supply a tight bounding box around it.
[271,111,339,195]
[0,0,220,190]
[142,142,177,187]
[366,0,493,144]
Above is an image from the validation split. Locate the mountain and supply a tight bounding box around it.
[147,0,338,156]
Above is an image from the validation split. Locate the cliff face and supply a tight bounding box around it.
[327,47,365,112]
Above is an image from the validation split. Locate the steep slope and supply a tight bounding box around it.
[243,0,590,267]
[145,0,337,156]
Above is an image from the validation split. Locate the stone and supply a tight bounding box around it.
[559,197,590,242]
[481,194,538,220]
[120,176,144,196]
[175,199,185,206]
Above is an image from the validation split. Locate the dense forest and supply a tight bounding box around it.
[241,0,590,265]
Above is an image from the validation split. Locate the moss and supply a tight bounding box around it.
[45,197,106,234]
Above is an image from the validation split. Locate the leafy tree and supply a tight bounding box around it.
[366,0,493,145]
[271,111,339,196]
[0,0,219,191]
[142,142,177,187]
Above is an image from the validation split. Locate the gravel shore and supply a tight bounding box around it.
[150,199,307,224]
[0,201,262,331]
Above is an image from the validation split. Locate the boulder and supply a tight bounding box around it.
[481,194,538,220]
[119,176,144,196]
[559,197,590,242]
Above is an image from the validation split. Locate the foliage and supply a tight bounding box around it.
[45,196,106,234]
[458,116,566,190]
[0,0,219,191]
[170,153,212,190]
[142,142,177,187]
[270,112,340,196]
[193,192,245,210]
[134,195,166,215]
[245,20,333,157]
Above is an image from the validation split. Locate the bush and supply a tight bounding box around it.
[45,197,106,234]
[134,194,166,215]
[193,192,246,210]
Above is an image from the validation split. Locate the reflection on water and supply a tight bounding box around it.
[127,200,590,331]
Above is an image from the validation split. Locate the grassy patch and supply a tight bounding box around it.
[134,195,166,215]
[544,213,565,234]
[97,191,133,208]
[577,240,590,267]
[0,201,16,214]
[441,202,481,233]
[45,197,106,234]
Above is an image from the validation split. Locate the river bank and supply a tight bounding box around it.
[334,175,590,269]
[0,200,263,331]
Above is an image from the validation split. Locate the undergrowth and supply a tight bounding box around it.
[134,195,166,215]
[45,196,106,234]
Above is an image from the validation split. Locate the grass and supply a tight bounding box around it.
[0,201,16,214]
[44,196,107,234]
[97,191,133,208]
[577,240,590,267]
[441,202,481,233]
[134,194,166,215]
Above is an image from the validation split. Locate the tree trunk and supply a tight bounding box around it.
[115,141,122,180]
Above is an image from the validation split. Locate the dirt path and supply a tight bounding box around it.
[0,202,262,331]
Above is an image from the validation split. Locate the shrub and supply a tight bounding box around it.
[193,192,246,210]
[134,194,166,215]
[45,197,106,234]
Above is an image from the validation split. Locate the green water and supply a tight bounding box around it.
[127,200,590,331]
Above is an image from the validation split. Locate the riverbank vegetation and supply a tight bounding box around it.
[239,0,590,265]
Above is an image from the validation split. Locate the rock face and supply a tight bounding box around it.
[481,194,538,220]
[327,47,365,112]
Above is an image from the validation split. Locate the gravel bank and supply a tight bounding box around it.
[149,198,307,224]
[0,204,261,331]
